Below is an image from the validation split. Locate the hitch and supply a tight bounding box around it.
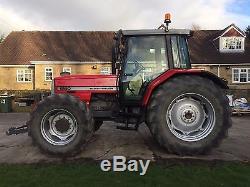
[6,124,28,136]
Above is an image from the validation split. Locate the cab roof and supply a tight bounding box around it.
[121,29,191,36]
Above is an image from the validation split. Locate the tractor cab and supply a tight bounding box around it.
[113,28,191,105]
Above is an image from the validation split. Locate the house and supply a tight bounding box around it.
[189,24,250,100]
[0,24,249,99]
[0,31,114,91]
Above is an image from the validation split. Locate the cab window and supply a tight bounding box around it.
[171,36,190,69]
[122,36,168,100]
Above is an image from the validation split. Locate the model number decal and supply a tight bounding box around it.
[68,86,117,91]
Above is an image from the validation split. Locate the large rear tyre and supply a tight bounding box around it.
[147,75,231,155]
[28,94,94,156]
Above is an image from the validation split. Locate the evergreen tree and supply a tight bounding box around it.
[246,26,250,39]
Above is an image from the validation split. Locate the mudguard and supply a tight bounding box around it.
[142,69,228,106]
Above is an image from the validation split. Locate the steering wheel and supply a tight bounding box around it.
[134,60,145,74]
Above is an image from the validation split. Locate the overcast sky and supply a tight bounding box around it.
[0,0,250,35]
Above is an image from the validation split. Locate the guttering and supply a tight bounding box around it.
[30,61,112,65]
[0,65,35,68]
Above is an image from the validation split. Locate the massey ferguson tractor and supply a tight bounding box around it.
[11,14,232,156]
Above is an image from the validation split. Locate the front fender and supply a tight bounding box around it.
[142,69,228,106]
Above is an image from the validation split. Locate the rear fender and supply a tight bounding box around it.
[142,69,228,106]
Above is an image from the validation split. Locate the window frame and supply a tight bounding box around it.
[16,69,32,83]
[63,67,71,74]
[44,67,53,82]
[100,66,112,75]
[220,37,245,53]
[170,35,191,69]
[232,68,250,83]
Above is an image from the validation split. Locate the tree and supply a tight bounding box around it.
[0,34,5,43]
[245,26,250,39]
[191,23,201,31]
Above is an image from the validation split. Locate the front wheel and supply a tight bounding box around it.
[28,94,94,156]
[147,75,231,155]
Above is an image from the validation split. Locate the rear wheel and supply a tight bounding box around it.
[28,94,94,156]
[147,75,231,155]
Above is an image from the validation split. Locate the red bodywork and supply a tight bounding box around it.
[54,69,209,106]
[54,75,117,104]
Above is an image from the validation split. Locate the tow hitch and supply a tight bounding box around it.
[6,124,28,136]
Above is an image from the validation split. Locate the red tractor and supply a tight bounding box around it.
[27,15,231,156]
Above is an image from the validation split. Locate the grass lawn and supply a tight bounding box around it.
[0,162,249,187]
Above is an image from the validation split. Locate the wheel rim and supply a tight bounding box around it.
[41,109,78,145]
[166,93,215,142]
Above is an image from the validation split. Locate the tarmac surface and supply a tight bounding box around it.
[0,113,249,164]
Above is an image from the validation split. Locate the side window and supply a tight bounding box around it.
[171,36,181,68]
[45,67,53,81]
[179,37,189,68]
[171,36,190,69]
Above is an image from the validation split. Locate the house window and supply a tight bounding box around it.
[232,68,250,83]
[17,69,32,82]
[221,37,244,52]
[63,67,71,73]
[100,67,112,75]
[45,67,53,81]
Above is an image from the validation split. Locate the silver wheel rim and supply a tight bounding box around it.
[166,93,215,142]
[41,109,78,145]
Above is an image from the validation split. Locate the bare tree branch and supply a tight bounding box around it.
[191,23,201,31]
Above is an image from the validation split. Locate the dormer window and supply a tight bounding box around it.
[214,24,246,53]
[220,37,245,52]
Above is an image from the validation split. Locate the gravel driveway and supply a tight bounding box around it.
[0,113,249,163]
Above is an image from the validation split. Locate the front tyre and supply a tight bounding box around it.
[28,94,94,156]
[147,75,231,155]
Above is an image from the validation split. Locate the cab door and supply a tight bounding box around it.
[119,35,169,105]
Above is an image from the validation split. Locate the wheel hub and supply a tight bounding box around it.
[51,114,74,137]
[169,98,206,133]
[182,109,196,123]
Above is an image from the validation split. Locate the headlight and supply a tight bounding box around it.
[51,79,55,95]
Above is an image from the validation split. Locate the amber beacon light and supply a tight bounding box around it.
[163,13,172,31]
[164,13,171,24]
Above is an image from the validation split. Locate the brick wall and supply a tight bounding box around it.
[0,63,112,91]
[0,67,34,90]
[192,64,250,101]
[34,63,112,90]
